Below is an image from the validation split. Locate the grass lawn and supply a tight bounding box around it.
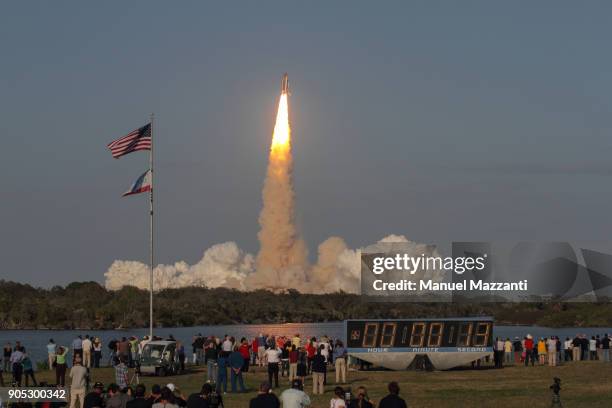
[17,361,612,408]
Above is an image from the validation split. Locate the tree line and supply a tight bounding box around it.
[0,280,611,329]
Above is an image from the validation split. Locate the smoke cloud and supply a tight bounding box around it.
[104,235,434,294]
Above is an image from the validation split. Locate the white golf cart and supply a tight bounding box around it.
[139,340,180,376]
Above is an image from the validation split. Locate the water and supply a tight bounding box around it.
[2,323,611,368]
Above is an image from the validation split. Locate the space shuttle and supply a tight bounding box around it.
[281,73,289,95]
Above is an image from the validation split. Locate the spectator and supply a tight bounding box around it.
[379,382,407,408]
[151,387,177,408]
[229,347,246,393]
[296,348,308,386]
[47,339,57,371]
[279,379,311,408]
[84,382,105,408]
[348,386,374,408]
[537,338,547,365]
[563,337,572,362]
[10,346,24,386]
[602,334,611,362]
[257,334,266,368]
[504,338,513,365]
[82,335,93,368]
[589,336,597,360]
[70,357,88,408]
[216,351,228,394]
[55,346,69,386]
[547,337,557,366]
[288,345,299,382]
[249,382,279,408]
[148,385,162,406]
[167,384,186,408]
[114,357,129,391]
[265,343,282,389]
[126,384,150,408]
[512,337,522,364]
[305,339,316,374]
[238,338,250,374]
[334,340,348,384]
[572,335,581,361]
[311,346,326,395]
[72,335,84,362]
[187,383,223,408]
[3,343,11,373]
[93,338,103,368]
[204,337,218,384]
[22,352,37,386]
[177,342,186,373]
[330,386,346,408]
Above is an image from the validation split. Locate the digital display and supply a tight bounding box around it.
[347,320,493,349]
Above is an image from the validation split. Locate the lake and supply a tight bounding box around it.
[2,322,611,367]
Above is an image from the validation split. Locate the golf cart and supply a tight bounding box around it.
[139,340,180,376]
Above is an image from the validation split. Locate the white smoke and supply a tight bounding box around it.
[104,234,435,294]
[105,242,254,291]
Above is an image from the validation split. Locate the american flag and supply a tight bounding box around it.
[107,123,151,158]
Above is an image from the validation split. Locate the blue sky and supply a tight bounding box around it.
[2,1,612,286]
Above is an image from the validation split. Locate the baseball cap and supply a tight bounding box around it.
[167,383,176,392]
[93,382,104,389]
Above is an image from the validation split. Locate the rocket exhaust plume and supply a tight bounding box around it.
[255,74,308,280]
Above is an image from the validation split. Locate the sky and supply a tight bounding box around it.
[2,1,612,286]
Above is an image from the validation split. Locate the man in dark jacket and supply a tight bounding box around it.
[311,346,327,395]
[84,382,105,408]
[187,383,223,408]
[249,382,279,408]
[229,348,246,393]
[379,382,407,408]
[126,384,151,408]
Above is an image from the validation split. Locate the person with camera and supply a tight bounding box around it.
[279,379,311,408]
[55,346,69,387]
[347,386,374,408]
[186,383,223,408]
[114,357,129,391]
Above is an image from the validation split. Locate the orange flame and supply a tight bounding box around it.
[270,93,290,155]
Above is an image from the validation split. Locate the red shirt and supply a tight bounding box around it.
[239,343,250,359]
[289,350,299,363]
[251,339,258,353]
[306,343,316,358]
[525,338,534,351]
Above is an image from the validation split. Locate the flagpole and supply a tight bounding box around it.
[149,113,154,340]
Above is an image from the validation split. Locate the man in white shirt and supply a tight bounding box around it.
[280,379,311,408]
[222,336,233,353]
[265,345,282,389]
[81,336,93,368]
[9,348,24,386]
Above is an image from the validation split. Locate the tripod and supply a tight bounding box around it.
[130,363,141,385]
